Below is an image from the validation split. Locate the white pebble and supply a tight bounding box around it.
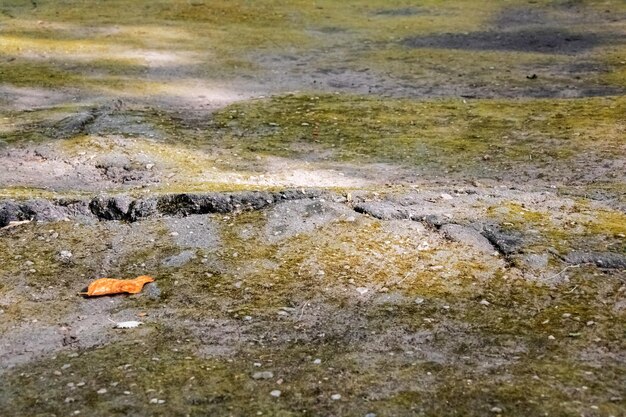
[252,371,274,380]
[270,390,282,398]
[331,394,342,400]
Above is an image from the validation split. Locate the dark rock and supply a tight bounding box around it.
[481,224,525,255]
[21,199,67,222]
[423,214,447,228]
[89,195,134,221]
[57,199,91,217]
[353,202,410,220]
[50,110,97,139]
[128,197,158,221]
[232,191,275,210]
[1,189,328,225]
[156,193,222,216]
[564,251,626,269]
[276,189,324,201]
[0,200,24,227]
[157,194,198,216]
[199,193,234,213]
[143,282,161,300]
[441,224,496,254]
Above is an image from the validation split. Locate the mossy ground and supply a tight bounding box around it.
[0,210,624,416]
[1,0,625,415]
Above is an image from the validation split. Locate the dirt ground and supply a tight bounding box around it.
[0,1,625,416]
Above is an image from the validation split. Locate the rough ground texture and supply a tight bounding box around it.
[0,1,625,416]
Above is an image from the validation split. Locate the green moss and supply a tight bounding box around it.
[206,93,625,178]
[585,211,626,237]
[1,208,625,416]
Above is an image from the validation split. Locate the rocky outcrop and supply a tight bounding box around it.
[564,251,626,269]
[0,189,325,226]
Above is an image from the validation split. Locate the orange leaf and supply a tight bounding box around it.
[80,275,155,297]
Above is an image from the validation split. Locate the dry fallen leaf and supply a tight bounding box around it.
[80,275,154,297]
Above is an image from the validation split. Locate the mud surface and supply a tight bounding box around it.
[1,1,625,416]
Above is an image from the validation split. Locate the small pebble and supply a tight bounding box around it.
[331,394,342,400]
[490,406,503,413]
[97,388,107,394]
[356,287,369,295]
[313,359,322,365]
[270,390,282,398]
[59,250,73,260]
[479,299,490,306]
[548,335,556,340]
[252,371,274,380]
[414,297,425,304]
